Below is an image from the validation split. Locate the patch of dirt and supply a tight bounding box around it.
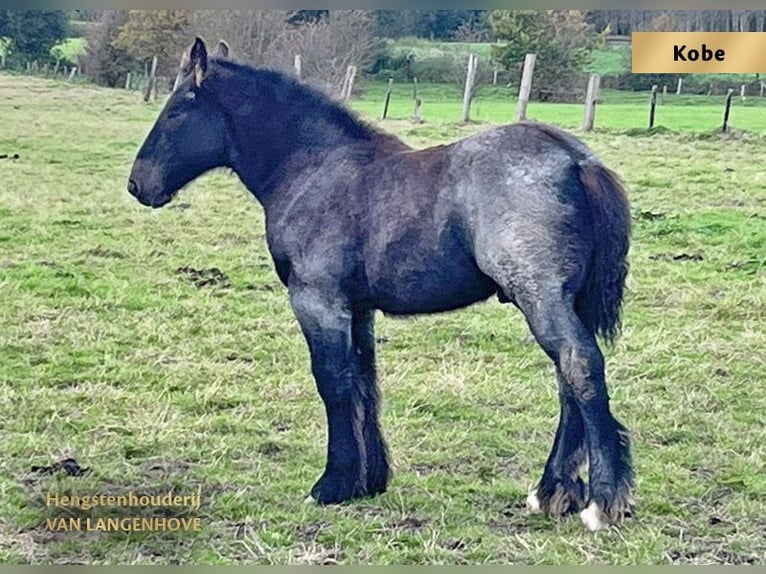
[257,441,283,458]
[167,203,191,211]
[84,247,126,259]
[225,352,255,363]
[649,252,704,262]
[726,259,763,274]
[387,516,429,533]
[175,266,231,289]
[295,520,331,542]
[142,459,193,478]
[30,457,90,478]
[636,210,666,221]
[243,283,276,292]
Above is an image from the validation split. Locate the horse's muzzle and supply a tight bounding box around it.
[127,178,171,209]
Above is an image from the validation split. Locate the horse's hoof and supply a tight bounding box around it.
[526,489,542,514]
[580,501,608,532]
[303,495,316,505]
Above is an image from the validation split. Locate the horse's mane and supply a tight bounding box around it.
[213,59,390,144]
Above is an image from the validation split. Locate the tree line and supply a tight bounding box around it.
[3,10,765,101]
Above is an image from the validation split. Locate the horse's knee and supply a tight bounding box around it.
[558,340,605,404]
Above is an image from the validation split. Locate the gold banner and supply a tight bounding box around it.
[632,32,766,73]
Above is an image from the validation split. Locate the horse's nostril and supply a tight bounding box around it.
[127,179,139,197]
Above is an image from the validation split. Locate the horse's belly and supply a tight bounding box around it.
[367,247,497,315]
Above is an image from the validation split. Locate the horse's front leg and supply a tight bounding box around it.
[290,285,366,504]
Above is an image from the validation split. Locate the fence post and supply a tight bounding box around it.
[740,84,746,101]
[516,53,536,122]
[381,78,393,120]
[761,81,765,97]
[582,73,600,132]
[676,77,683,95]
[125,72,132,90]
[412,76,418,100]
[413,98,422,124]
[143,56,158,103]
[294,54,302,78]
[67,66,77,81]
[649,85,658,129]
[722,88,734,133]
[661,85,667,104]
[493,68,498,86]
[0,52,5,69]
[462,53,478,123]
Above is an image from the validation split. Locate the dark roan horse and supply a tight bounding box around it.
[128,38,634,532]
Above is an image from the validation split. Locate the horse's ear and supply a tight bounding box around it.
[211,40,230,59]
[189,37,208,87]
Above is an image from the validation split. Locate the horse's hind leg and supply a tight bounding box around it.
[352,308,391,496]
[516,290,633,530]
[526,373,587,517]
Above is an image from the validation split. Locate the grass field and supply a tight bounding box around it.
[0,74,764,565]
[356,82,766,134]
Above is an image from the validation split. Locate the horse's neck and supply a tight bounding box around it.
[218,70,407,205]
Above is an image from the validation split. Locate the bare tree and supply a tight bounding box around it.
[191,10,289,66]
[265,10,382,96]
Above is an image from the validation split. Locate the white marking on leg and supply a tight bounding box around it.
[303,495,316,505]
[580,501,607,532]
[526,489,542,514]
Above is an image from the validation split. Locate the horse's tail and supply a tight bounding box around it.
[575,160,631,344]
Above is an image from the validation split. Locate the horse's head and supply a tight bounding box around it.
[128,37,231,208]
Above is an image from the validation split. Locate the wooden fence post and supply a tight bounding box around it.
[516,53,536,122]
[661,85,667,104]
[125,72,132,90]
[493,68,498,85]
[294,54,302,78]
[761,81,765,97]
[722,88,734,133]
[462,53,478,123]
[413,98,422,124]
[381,78,393,120]
[143,56,158,103]
[740,84,746,101]
[67,67,77,81]
[676,77,683,95]
[53,61,60,76]
[582,73,600,132]
[649,85,658,129]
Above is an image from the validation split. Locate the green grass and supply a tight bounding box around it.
[387,37,495,62]
[1,74,765,565]
[356,82,766,134]
[585,45,630,76]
